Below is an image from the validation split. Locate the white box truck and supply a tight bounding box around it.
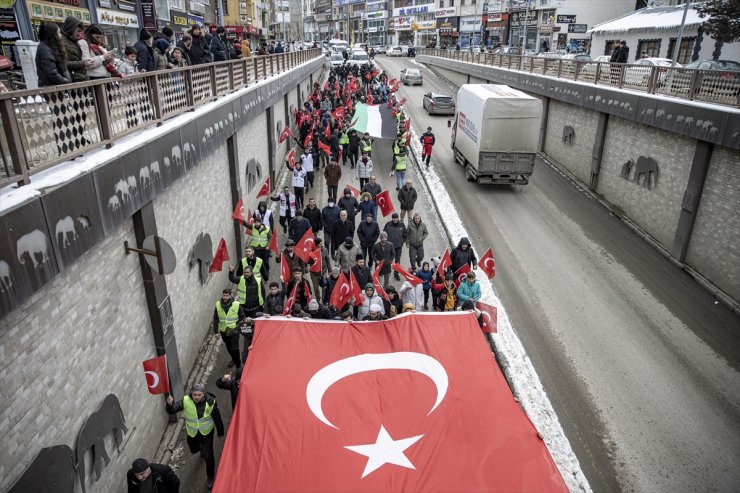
[451,84,543,185]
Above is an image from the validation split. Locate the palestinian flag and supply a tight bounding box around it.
[349,103,397,139]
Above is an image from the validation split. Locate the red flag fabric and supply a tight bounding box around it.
[332,107,345,121]
[397,97,407,107]
[344,183,361,199]
[404,118,411,132]
[245,208,253,226]
[392,262,423,286]
[318,141,331,155]
[295,228,316,262]
[213,313,568,492]
[454,263,471,287]
[368,93,374,104]
[476,301,498,334]
[478,247,496,279]
[347,99,353,114]
[283,282,299,315]
[280,253,291,283]
[348,268,365,306]
[268,230,279,255]
[329,272,353,309]
[231,198,244,222]
[372,260,389,301]
[324,125,331,139]
[287,149,296,168]
[323,80,328,91]
[375,189,394,217]
[389,78,397,85]
[304,132,313,148]
[142,355,169,395]
[279,126,293,144]
[209,238,230,273]
[257,177,270,198]
[437,248,452,278]
[308,248,322,274]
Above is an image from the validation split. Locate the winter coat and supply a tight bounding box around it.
[281,248,306,274]
[263,290,284,315]
[35,42,72,86]
[303,205,322,232]
[127,462,180,493]
[431,280,458,311]
[175,40,193,64]
[348,131,361,151]
[371,241,395,274]
[356,293,385,320]
[450,237,477,273]
[242,41,252,57]
[166,393,224,436]
[397,185,418,211]
[288,216,312,243]
[60,18,88,81]
[406,220,428,246]
[351,264,372,289]
[189,32,212,64]
[115,57,138,76]
[383,221,407,249]
[335,242,359,274]
[417,268,434,290]
[617,45,629,64]
[78,39,113,78]
[324,163,342,187]
[228,271,264,311]
[215,373,240,410]
[358,196,377,221]
[272,192,296,217]
[356,158,373,178]
[400,282,424,311]
[331,219,355,249]
[361,181,382,199]
[322,205,340,236]
[286,279,313,308]
[211,34,230,61]
[338,195,360,223]
[457,280,481,304]
[357,219,380,245]
[134,39,155,72]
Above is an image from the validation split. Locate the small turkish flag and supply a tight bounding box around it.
[332,107,345,121]
[349,268,365,305]
[142,354,170,395]
[318,141,331,155]
[454,263,471,287]
[308,248,322,273]
[296,228,316,262]
[244,208,253,226]
[287,149,296,168]
[283,282,299,315]
[280,253,291,283]
[375,189,394,217]
[372,260,389,301]
[392,263,423,286]
[344,183,361,198]
[437,248,452,279]
[347,99,353,114]
[279,126,293,144]
[231,198,244,223]
[476,301,498,333]
[404,118,411,132]
[268,230,279,255]
[329,272,352,310]
[478,247,496,279]
[324,125,331,139]
[398,97,407,107]
[209,238,230,273]
[389,78,397,86]
[293,108,301,126]
[257,177,270,198]
[304,132,313,148]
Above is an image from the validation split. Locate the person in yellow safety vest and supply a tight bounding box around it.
[212,289,243,369]
[339,128,350,166]
[234,246,264,283]
[392,137,408,191]
[166,383,224,490]
[228,264,264,364]
[360,132,373,158]
[243,215,272,279]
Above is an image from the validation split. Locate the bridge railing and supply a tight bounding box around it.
[0,48,322,188]
[419,48,740,109]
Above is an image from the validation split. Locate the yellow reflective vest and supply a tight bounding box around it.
[215,300,240,332]
[183,396,215,437]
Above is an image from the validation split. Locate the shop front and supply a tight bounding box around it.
[435,15,458,49]
[508,8,537,51]
[25,0,91,34]
[0,9,21,65]
[162,8,189,37]
[392,2,433,45]
[96,1,140,51]
[411,19,436,47]
[364,10,386,46]
[458,15,482,50]
[485,12,508,48]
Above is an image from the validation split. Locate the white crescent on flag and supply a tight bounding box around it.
[306,352,448,429]
[145,370,160,388]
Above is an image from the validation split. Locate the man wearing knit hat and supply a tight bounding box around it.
[134,28,155,72]
[126,457,180,492]
[166,384,224,489]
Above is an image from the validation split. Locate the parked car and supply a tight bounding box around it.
[329,52,345,68]
[683,59,740,71]
[493,46,521,55]
[561,53,591,62]
[369,44,387,54]
[388,46,404,57]
[400,67,423,86]
[423,92,456,115]
[400,45,410,56]
[682,59,740,99]
[535,52,561,59]
[624,57,680,86]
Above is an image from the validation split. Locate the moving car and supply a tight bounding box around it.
[422,92,455,115]
[400,68,423,86]
[346,50,372,67]
[329,52,345,69]
[388,46,404,57]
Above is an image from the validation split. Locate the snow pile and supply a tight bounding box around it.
[406,120,591,493]
[588,5,703,35]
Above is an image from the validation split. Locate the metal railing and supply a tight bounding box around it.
[0,49,322,188]
[420,49,740,109]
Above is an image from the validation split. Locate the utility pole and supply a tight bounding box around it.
[522,0,530,53]
[671,0,690,68]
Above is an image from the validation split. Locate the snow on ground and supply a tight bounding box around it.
[406,123,592,493]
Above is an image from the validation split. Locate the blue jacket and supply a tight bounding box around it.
[358,200,377,221]
[457,280,481,304]
[417,268,433,290]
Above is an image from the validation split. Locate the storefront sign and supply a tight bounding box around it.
[434,7,456,18]
[459,16,482,32]
[436,16,459,33]
[187,13,204,25]
[28,1,90,23]
[97,7,139,27]
[368,26,377,32]
[118,1,135,11]
[0,9,20,66]
[411,19,436,30]
[509,9,536,27]
[170,9,188,26]
[556,14,576,23]
[393,16,412,30]
[482,1,502,14]
[393,3,434,17]
[568,23,587,33]
[139,0,157,29]
[98,0,111,7]
[366,2,385,12]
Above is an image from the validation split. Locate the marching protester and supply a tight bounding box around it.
[397,179,417,223]
[371,232,395,288]
[406,212,428,271]
[420,126,436,168]
[304,197,323,234]
[338,188,360,226]
[271,185,296,234]
[457,271,482,306]
[451,236,478,273]
[127,458,180,493]
[384,213,407,280]
[323,158,342,201]
[356,153,373,190]
[321,196,340,254]
[357,212,380,266]
[212,289,243,369]
[361,175,382,199]
[331,210,354,257]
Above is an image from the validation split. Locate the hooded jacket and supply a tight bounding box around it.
[188,29,212,64]
[450,237,477,273]
[61,16,88,81]
[358,194,377,221]
[338,191,360,223]
[211,33,230,61]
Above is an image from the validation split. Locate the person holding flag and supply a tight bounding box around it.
[270,186,296,234]
[356,283,385,320]
[450,236,477,274]
[286,268,313,309]
[166,384,224,490]
[371,232,395,288]
[309,237,330,301]
[212,289,243,369]
[228,264,263,362]
[300,147,315,191]
[242,216,271,280]
[457,270,482,306]
[432,273,458,312]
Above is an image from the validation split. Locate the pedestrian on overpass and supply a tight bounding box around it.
[420,127,436,168]
[166,384,224,490]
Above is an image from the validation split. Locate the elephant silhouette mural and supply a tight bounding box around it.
[8,445,76,493]
[633,156,659,190]
[562,125,575,145]
[189,232,213,285]
[245,158,263,194]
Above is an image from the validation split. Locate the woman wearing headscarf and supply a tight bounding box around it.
[78,24,121,79]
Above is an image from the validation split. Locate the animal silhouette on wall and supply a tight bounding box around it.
[75,394,128,493]
[562,125,575,145]
[620,158,633,179]
[55,216,79,248]
[620,156,659,190]
[0,260,12,292]
[245,158,263,194]
[8,394,126,493]
[17,229,50,267]
[189,232,213,284]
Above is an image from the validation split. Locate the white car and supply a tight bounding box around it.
[347,50,372,67]
[329,53,344,68]
[388,46,403,57]
[624,57,681,86]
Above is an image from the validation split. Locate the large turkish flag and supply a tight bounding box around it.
[214,313,567,492]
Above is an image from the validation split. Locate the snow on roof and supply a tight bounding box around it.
[588,4,704,35]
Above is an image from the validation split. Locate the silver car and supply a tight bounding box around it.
[400,68,423,86]
[423,92,455,115]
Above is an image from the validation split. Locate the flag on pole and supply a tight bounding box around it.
[279,127,293,144]
[437,248,452,278]
[392,262,423,286]
[283,282,299,315]
[375,189,394,217]
[332,107,345,121]
[308,248,322,274]
[209,238,230,273]
[280,253,291,283]
[328,272,352,310]
[478,248,496,279]
[454,263,471,287]
[349,268,365,305]
[287,149,296,168]
[372,260,389,301]
[344,183,361,198]
[142,354,170,395]
[257,177,270,198]
[295,229,316,263]
[304,132,313,148]
[231,199,244,222]
[476,301,498,333]
[318,141,331,155]
[268,230,279,255]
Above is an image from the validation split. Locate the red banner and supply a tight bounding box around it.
[329,272,352,309]
[142,355,169,395]
[214,314,567,492]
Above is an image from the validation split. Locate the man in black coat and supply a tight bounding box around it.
[321,197,340,255]
[371,232,395,288]
[361,175,382,199]
[188,24,212,64]
[338,188,360,226]
[383,213,407,279]
[348,129,361,167]
[351,254,372,289]
[215,367,242,410]
[357,213,380,266]
[331,210,355,255]
[211,26,230,61]
[288,209,312,243]
[304,197,323,234]
[450,236,477,273]
[127,458,180,493]
[134,28,155,72]
[616,40,629,63]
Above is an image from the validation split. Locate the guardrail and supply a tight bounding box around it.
[0,48,322,188]
[419,48,740,109]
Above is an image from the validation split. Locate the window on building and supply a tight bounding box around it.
[667,37,695,64]
[450,0,454,5]
[461,0,465,5]
[440,0,444,6]
[223,0,229,15]
[171,0,184,9]
[636,39,661,60]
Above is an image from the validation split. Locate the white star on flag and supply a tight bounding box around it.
[344,425,423,478]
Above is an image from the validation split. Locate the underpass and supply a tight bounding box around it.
[376,55,740,493]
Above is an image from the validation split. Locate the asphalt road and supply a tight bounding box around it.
[376,55,740,493]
